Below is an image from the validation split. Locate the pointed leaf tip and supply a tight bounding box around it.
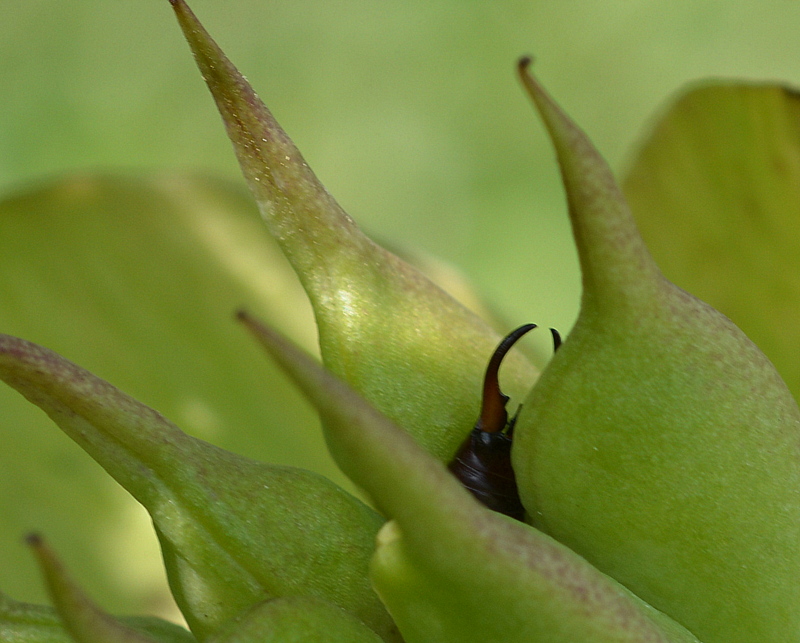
[169,0,353,271]
[27,534,161,643]
[173,3,537,461]
[518,58,661,314]
[237,310,474,526]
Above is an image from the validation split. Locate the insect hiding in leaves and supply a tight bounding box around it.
[448,324,562,521]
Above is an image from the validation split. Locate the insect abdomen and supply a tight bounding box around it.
[447,325,560,520]
[448,427,525,520]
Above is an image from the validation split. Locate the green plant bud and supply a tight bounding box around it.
[206,596,383,643]
[25,533,165,643]
[168,0,537,462]
[0,590,194,643]
[513,59,800,643]
[0,334,395,642]
[239,313,701,643]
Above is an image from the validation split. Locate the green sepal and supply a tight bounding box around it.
[206,597,383,643]
[0,589,194,643]
[513,61,800,642]
[0,334,394,642]
[239,313,702,643]
[168,0,537,462]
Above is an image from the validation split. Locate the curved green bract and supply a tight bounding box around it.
[241,314,702,643]
[0,334,395,642]
[0,171,339,611]
[513,62,800,643]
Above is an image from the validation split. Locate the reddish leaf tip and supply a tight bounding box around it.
[24,532,43,547]
[236,308,261,333]
[168,0,196,26]
[517,55,534,73]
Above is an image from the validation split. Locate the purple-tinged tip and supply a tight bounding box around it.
[24,532,43,547]
[517,55,534,72]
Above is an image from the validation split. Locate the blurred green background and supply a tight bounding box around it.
[2,0,800,624]
[6,1,800,326]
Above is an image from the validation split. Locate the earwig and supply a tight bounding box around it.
[448,323,561,521]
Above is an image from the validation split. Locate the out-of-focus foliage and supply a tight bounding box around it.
[624,84,800,401]
[4,1,800,327]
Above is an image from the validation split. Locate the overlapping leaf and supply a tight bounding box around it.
[624,83,800,399]
[0,334,396,641]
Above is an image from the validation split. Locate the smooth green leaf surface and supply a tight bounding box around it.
[371,520,701,643]
[6,0,800,619]
[4,1,800,640]
[0,334,394,642]
[623,83,800,399]
[207,597,383,643]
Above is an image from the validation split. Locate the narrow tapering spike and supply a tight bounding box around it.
[514,55,800,643]
[27,534,160,643]
[171,0,538,462]
[518,58,663,316]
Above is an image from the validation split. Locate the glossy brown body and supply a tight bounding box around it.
[448,324,536,521]
[448,426,525,520]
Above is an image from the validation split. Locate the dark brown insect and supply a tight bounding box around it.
[448,324,561,521]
